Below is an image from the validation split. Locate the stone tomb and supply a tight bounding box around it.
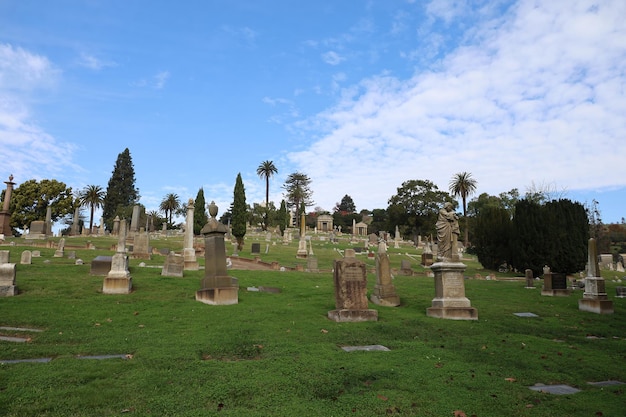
[0,263,17,296]
[541,266,571,296]
[328,249,378,322]
[90,256,113,276]
[426,260,477,320]
[195,202,239,305]
[162,252,184,277]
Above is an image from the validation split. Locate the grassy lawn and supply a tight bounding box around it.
[1,233,625,416]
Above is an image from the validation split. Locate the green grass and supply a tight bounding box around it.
[1,234,625,416]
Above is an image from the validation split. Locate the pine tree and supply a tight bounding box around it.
[102,148,139,230]
[278,199,288,236]
[193,187,208,235]
[231,173,247,250]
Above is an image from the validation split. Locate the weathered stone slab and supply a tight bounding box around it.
[0,263,17,296]
[0,335,29,343]
[587,380,625,387]
[90,256,112,276]
[161,252,184,277]
[20,250,32,265]
[76,354,130,360]
[528,384,580,395]
[0,326,43,332]
[0,357,52,364]
[514,312,539,317]
[341,345,390,352]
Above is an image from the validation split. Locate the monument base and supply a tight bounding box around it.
[578,298,614,314]
[184,261,199,271]
[196,287,239,305]
[541,289,571,296]
[327,309,378,322]
[0,285,17,296]
[426,306,478,320]
[102,277,132,294]
[370,284,400,307]
[427,261,478,320]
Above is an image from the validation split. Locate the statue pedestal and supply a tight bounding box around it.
[103,253,132,294]
[426,261,477,320]
[183,247,199,270]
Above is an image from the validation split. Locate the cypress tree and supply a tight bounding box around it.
[193,187,208,235]
[473,206,513,270]
[231,173,247,250]
[102,148,139,230]
[278,199,288,236]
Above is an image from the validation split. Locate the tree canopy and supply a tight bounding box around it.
[78,185,105,233]
[193,188,208,235]
[8,179,74,233]
[449,172,477,247]
[102,148,139,230]
[334,194,356,214]
[159,193,181,226]
[282,172,314,221]
[231,173,247,250]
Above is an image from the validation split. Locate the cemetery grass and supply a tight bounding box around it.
[0,240,624,416]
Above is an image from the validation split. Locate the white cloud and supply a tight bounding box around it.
[321,51,346,65]
[77,52,116,70]
[288,0,626,212]
[0,44,79,183]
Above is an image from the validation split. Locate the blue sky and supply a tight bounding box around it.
[1,0,625,227]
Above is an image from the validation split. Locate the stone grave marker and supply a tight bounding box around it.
[370,242,400,307]
[328,249,378,322]
[579,238,613,314]
[32,250,41,257]
[102,219,132,294]
[541,266,571,296]
[251,243,261,255]
[20,250,32,265]
[53,238,65,257]
[0,263,17,296]
[131,228,151,260]
[0,250,10,264]
[162,252,184,277]
[399,259,413,276]
[90,256,112,276]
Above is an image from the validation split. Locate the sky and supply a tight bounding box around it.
[1,0,625,228]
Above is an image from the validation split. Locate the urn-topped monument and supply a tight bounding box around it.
[426,202,477,320]
[195,201,239,305]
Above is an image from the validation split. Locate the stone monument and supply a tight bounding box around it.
[0,175,15,236]
[162,252,184,277]
[54,238,65,257]
[524,268,535,289]
[296,211,307,258]
[0,262,17,296]
[328,249,378,322]
[427,202,477,320]
[579,238,613,314]
[183,199,199,270]
[541,265,571,296]
[130,204,140,234]
[70,206,80,236]
[102,219,132,294]
[131,227,151,259]
[370,240,400,307]
[195,201,239,305]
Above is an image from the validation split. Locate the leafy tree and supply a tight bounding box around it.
[334,195,356,214]
[449,172,477,247]
[256,160,278,231]
[193,188,208,235]
[8,179,74,233]
[147,210,164,231]
[160,193,181,226]
[232,173,247,250]
[387,179,454,242]
[472,206,513,270]
[282,172,314,223]
[78,185,105,233]
[102,148,139,230]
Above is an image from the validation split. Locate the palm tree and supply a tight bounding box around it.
[159,193,181,226]
[449,172,478,247]
[78,185,105,234]
[256,160,278,230]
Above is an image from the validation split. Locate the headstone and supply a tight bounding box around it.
[251,243,261,255]
[131,228,151,260]
[130,205,140,233]
[306,256,318,273]
[328,252,378,322]
[102,219,132,294]
[183,199,199,270]
[579,238,613,314]
[20,251,32,265]
[54,238,65,257]
[90,256,113,276]
[524,269,535,289]
[616,287,626,298]
[162,252,184,277]
[0,263,17,296]
[112,216,120,236]
[70,207,80,236]
[370,247,400,307]
[399,259,413,276]
[541,265,571,296]
[0,250,9,264]
[25,220,46,239]
[32,250,41,257]
[421,252,433,267]
[67,251,76,260]
[195,202,239,305]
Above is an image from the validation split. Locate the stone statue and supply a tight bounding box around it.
[436,202,460,261]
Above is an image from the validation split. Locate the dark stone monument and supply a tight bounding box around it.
[195,202,239,305]
[541,266,571,296]
[251,243,261,255]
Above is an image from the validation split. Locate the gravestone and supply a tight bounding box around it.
[131,228,151,259]
[525,268,535,289]
[0,263,17,296]
[161,252,184,277]
[0,250,9,264]
[112,216,120,236]
[90,256,112,276]
[328,249,378,322]
[183,199,199,270]
[399,259,413,276]
[32,250,41,257]
[26,220,46,239]
[370,242,400,307]
[306,256,318,273]
[541,265,571,296]
[196,202,239,305]
[103,219,132,294]
[20,251,31,265]
[54,238,65,257]
[130,205,140,234]
[251,243,261,255]
[579,238,613,314]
